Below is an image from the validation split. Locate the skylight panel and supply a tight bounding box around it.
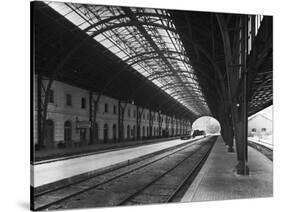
[48,2,71,16]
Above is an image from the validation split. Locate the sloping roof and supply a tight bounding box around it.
[248,113,272,122]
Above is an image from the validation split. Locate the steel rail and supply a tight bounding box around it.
[117,138,215,205]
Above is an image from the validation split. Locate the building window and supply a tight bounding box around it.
[113,105,117,114]
[128,109,131,117]
[66,94,72,106]
[81,97,86,109]
[252,128,256,132]
[133,110,136,118]
[104,103,108,113]
[261,128,266,132]
[147,113,149,120]
[48,89,54,103]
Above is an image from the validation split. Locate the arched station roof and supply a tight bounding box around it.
[33,1,272,122]
[34,1,210,121]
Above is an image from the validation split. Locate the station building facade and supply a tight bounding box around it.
[34,76,191,149]
[248,113,272,137]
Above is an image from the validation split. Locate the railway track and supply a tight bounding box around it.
[118,139,215,206]
[32,136,217,210]
[248,140,273,161]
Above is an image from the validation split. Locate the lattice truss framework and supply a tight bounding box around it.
[249,70,272,113]
[48,2,210,116]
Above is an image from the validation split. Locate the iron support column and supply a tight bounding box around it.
[118,100,121,143]
[89,91,93,144]
[136,105,140,140]
[236,16,249,175]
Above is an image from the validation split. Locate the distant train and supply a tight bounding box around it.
[180,129,206,140]
[192,129,206,138]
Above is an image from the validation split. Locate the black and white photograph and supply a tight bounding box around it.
[29,0,273,211]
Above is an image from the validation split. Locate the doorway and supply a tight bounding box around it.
[64,120,72,145]
[127,125,130,140]
[80,128,87,144]
[113,124,117,142]
[103,123,108,143]
[45,119,54,147]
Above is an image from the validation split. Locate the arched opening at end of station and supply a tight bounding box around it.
[192,116,221,136]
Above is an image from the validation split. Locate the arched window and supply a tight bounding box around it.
[127,125,130,140]
[64,121,72,142]
[45,119,54,146]
[103,123,108,143]
[113,124,117,141]
[132,125,136,139]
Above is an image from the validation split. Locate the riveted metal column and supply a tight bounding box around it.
[180,119,182,135]
[118,100,121,143]
[171,116,174,136]
[136,105,140,140]
[236,16,249,175]
[89,90,93,144]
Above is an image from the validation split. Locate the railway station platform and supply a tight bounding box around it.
[248,137,273,150]
[181,136,273,202]
[31,136,203,189]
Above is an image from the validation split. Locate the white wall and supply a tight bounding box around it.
[34,77,190,148]
[248,115,272,136]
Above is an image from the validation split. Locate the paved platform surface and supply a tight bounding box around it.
[31,137,202,188]
[181,136,273,202]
